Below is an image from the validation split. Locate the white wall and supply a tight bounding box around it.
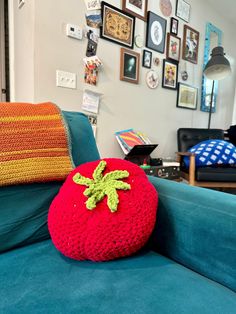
[10,0,236,159]
[9,0,35,101]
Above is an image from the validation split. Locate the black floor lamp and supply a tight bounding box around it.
[203,46,231,129]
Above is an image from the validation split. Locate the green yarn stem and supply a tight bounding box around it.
[73,160,131,212]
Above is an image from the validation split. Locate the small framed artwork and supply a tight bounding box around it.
[176,0,190,23]
[162,59,178,90]
[182,25,200,64]
[170,17,179,35]
[142,50,152,68]
[146,70,159,89]
[101,2,135,49]
[146,11,167,53]
[177,83,198,110]
[166,33,181,62]
[120,48,140,84]
[122,0,148,21]
[159,0,172,17]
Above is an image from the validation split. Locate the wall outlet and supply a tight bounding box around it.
[66,24,83,40]
[56,70,77,89]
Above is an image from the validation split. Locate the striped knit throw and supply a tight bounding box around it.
[0,102,74,186]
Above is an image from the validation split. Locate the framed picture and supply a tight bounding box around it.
[170,17,179,35]
[166,33,181,62]
[176,0,190,23]
[120,48,140,84]
[146,11,167,53]
[146,70,159,89]
[142,49,152,68]
[101,2,135,49]
[182,25,200,64]
[159,0,172,17]
[162,59,178,90]
[177,83,198,110]
[122,0,148,21]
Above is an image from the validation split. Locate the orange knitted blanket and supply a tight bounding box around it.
[0,102,74,186]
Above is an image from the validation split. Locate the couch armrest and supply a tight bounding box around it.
[148,176,236,292]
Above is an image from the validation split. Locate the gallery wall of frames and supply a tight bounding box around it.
[20,0,235,158]
[84,0,200,113]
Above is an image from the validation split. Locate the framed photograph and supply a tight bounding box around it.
[176,0,190,23]
[162,59,178,90]
[122,0,148,21]
[166,33,181,62]
[101,2,135,49]
[170,17,178,35]
[120,48,140,84]
[146,11,167,53]
[177,83,198,110]
[142,50,152,68]
[182,25,200,64]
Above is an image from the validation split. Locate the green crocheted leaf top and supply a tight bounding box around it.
[73,160,131,213]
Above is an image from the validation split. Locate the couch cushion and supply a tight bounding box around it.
[184,139,236,168]
[196,165,236,181]
[0,111,100,253]
[0,240,235,314]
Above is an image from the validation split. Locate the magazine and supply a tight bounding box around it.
[115,129,151,155]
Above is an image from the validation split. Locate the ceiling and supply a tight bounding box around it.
[206,0,236,25]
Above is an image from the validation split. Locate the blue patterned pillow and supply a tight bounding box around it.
[184,139,236,167]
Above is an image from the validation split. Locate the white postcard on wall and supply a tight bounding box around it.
[82,89,101,114]
[84,0,101,11]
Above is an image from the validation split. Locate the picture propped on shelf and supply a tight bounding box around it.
[162,59,178,90]
[146,11,167,53]
[101,2,135,49]
[122,0,148,21]
[166,33,181,62]
[177,83,198,110]
[120,48,140,84]
[182,25,199,64]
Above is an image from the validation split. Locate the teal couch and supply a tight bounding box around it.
[0,112,236,314]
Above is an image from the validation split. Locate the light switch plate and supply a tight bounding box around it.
[56,70,77,89]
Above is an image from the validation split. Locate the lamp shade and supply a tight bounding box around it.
[204,46,231,80]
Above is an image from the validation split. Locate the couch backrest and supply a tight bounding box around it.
[177,128,224,152]
[0,111,100,253]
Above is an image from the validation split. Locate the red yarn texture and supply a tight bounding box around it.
[48,158,158,262]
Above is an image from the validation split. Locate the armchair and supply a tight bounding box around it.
[177,128,236,188]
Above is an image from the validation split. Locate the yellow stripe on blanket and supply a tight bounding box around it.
[0,102,74,186]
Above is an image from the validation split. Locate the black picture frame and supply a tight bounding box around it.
[162,59,178,90]
[176,83,198,110]
[146,11,167,53]
[170,17,179,35]
[142,49,152,68]
[101,1,135,49]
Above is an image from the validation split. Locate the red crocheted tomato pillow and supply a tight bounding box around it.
[48,158,158,262]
